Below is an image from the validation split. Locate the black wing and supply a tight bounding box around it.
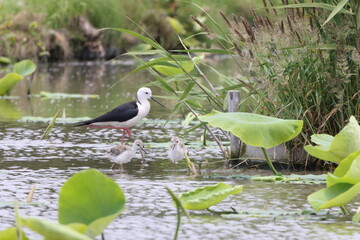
[74,101,138,126]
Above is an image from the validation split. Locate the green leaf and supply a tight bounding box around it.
[179,183,243,210]
[352,212,360,222]
[13,60,36,77]
[304,116,360,163]
[21,217,91,240]
[152,59,194,77]
[107,28,164,50]
[307,182,360,211]
[321,0,349,27]
[198,110,303,148]
[58,169,125,238]
[272,3,354,15]
[0,227,29,240]
[171,49,232,55]
[166,16,186,34]
[327,150,360,186]
[0,73,23,95]
[0,56,12,65]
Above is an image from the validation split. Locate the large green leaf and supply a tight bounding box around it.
[307,182,360,211]
[21,218,91,240]
[327,150,360,186]
[198,110,303,148]
[0,73,23,95]
[13,60,36,77]
[58,169,125,238]
[179,183,243,210]
[304,116,360,163]
[0,227,28,240]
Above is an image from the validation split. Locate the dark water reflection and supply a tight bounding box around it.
[1,58,360,239]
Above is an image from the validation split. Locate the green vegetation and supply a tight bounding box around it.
[199,111,303,174]
[0,60,36,95]
[307,116,360,214]
[0,169,125,239]
[166,183,242,240]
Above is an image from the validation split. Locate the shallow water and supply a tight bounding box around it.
[1,58,360,239]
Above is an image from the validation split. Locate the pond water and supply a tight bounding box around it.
[1,57,360,239]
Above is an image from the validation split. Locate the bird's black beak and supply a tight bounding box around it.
[151,96,165,108]
[140,145,148,154]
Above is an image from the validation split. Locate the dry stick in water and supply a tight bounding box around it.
[27,184,36,203]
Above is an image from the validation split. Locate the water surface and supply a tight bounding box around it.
[0,58,359,239]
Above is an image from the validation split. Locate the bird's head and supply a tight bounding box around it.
[171,136,180,150]
[137,87,165,108]
[133,139,147,154]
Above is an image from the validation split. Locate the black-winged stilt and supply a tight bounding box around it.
[74,87,164,143]
[168,136,187,165]
[108,139,146,171]
[168,136,198,175]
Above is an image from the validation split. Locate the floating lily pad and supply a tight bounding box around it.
[222,209,337,221]
[39,91,99,99]
[179,182,243,210]
[18,116,90,123]
[304,116,360,163]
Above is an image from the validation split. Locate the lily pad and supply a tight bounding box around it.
[198,110,303,148]
[58,169,125,238]
[21,217,91,240]
[179,183,243,210]
[39,91,99,99]
[222,209,336,221]
[304,116,360,163]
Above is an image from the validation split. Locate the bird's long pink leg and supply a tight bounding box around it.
[120,163,124,171]
[87,125,132,144]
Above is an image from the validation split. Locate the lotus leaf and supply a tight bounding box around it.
[0,73,23,95]
[58,169,125,238]
[21,217,91,240]
[198,110,303,148]
[0,227,29,240]
[179,183,243,210]
[13,60,36,77]
[307,182,360,211]
[352,212,360,222]
[327,150,360,186]
[304,116,360,163]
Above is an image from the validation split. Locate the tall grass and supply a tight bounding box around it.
[200,0,360,167]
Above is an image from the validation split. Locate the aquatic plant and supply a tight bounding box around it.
[166,183,242,240]
[304,116,360,164]
[0,169,125,239]
[306,116,360,214]
[198,110,303,175]
[188,0,360,167]
[0,60,36,95]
